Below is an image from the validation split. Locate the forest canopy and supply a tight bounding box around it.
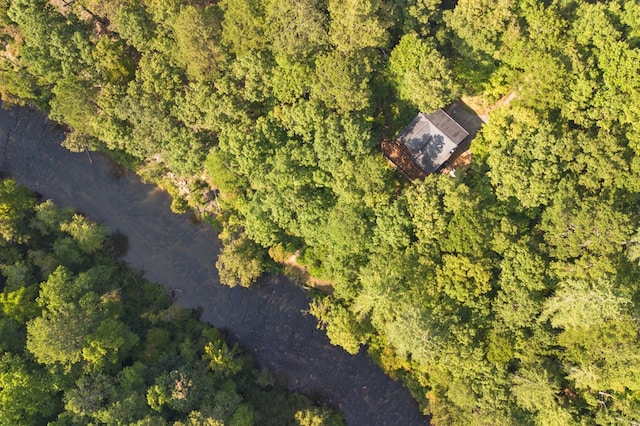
[1,0,640,424]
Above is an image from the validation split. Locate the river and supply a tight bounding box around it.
[0,104,428,426]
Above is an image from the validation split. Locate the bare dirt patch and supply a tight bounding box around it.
[284,251,334,294]
[463,91,518,123]
[441,150,473,175]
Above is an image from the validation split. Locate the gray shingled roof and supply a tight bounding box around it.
[396,110,469,174]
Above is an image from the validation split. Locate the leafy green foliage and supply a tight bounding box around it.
[0,179,34,242]
[444,0,518,57]
[295,406,345,426]
[309,297,369,355]
[171,5,224,82]
[216,232,267,288]
[313,50,373,112]
[327,0,389,53]
[265,0,329,60]
[388,33,459,112]
[3,0,640,424]
[0,353,60,425]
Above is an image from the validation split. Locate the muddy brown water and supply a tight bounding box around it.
[0,105,428,426]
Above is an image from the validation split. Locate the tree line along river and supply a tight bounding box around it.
[0,104,428,426]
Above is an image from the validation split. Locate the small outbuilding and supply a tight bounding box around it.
[382,101,483,180]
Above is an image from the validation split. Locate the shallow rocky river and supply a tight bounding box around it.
[0,105,428,425]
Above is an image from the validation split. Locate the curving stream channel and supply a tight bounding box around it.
[0,105,428,426]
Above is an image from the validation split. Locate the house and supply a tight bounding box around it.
[382,101,483,180]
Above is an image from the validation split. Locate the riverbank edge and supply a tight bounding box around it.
[0,102,430,425]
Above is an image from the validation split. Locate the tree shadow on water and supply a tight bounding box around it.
[108,160,128,180]
[191,305,203,320]
[107,230,129,257]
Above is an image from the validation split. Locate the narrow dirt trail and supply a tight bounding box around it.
[0,104,428,426]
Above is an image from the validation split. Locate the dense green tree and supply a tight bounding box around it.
[313,50,372,112]
[295,406,344,426]
[59,214,108,254]
[436,254,492,304]
[147,367,209,414]
[82,318,139,371]
[0,353,60,425]
[64,373,116,420]
[27,266,115,368]
[265,0,329,60]
[220,0,266,56]
[8,0,95,81]
[0,281,39,325]
[0,179,34,242]
[229,50,274,104]
[396,0,443,36]
[202,339,242,380]
[271,58,314,103]
[92,36,136,85]
[215,233,267,287]
[479,106,570,208]
[310,297,369,355]
[327,0,389,53]
[112,3,157,51]
[558,315,640,417]
[540,278,630,332]
[171,5,223,82]
[387,32,459,112]
[50,77,98,134]
[0,61,42,106]
[493,241,547,330]
[510,367,574,424]
[444,0,518,58]
[539,191,632,276]
[72,0,127,23]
